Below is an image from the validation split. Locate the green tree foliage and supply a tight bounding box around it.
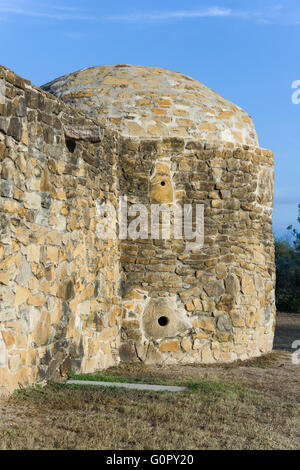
[275,205,300,312]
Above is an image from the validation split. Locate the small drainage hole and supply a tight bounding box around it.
[158,316,169,326]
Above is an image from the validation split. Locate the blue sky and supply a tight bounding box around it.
[0,0,299,238]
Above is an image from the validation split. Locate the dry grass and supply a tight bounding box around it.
[0,350,299,450]
[0,313,299,450]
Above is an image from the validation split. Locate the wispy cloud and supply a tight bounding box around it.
[104,7,233,22]
[0,1,299,26]
[0,0,93,20]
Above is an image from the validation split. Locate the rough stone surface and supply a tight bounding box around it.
[0,64,276,395]
[42,65,258,146]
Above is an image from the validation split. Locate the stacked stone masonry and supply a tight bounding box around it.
[0,64,276,394]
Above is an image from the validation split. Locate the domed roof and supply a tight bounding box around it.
[42,64,258,146]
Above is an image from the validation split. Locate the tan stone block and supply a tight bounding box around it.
[181,338,192,352]
[173,108,188,116]
[194,317,215,332]
[3,200,18,214]
[73,243,84,258]
[241,274,255,295]
[1,330,15,349]
[109,117,122,125]
[122,320,140,329]
[26,348,38,365]
[10,366,30,391]
[79,284,94,301]
[229,310,245,327]
[15,227,29,245]
[193,339,209,350]
[28,244,40,263]
[45,265,55,282]
[0,272,9,285]
[202,346,215,363]
[192,298,202,310]
[28,277,40,291]
[32,310,50,347]
[147,123,168,136]
[216,295,233,312]
[46,246,58,263]
[0,368,9,387]
[193,330,209,340]
[99,326,119,342]
[24,192,41,210]
[56,189,66,201]
[126,121,145,136]
[198,122,217,131]
[45,230,60,245]
[50,299,62,324]
[124,302,134,310]
[185,302,194,312]
[0,255,14,270]
[233,330,248,345]
[245,310,256,328]
[123,290,143,300]
[28,293,46,308]
[202,299,215,312]
[159,340,180,352]
[156,99,171,106]
[213,331,232,343]
[14,286,29,306]
[40,169,52,192]
[176,118,195,127]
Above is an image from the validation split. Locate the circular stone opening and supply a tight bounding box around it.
[158,316,169,326]
[160,181,166,186]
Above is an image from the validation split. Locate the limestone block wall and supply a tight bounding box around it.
[0,66,121,394]
[0,63,276,394]
[118,137,276,364]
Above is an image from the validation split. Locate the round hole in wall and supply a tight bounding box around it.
[158,316,169,326]
[160,181,166,186]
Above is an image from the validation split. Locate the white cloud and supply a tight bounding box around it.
[104,7,233,22]
[0,0,93,20]
[0,1,299,25]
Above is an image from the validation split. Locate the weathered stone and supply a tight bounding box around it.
[57,280,75,301]
[217,314,232,332]
[203,281,224,298]
[119,342,138,362]
[159,339,180,352]
[241,274,255,295]
[0,64,276,396]
[14,286,29,306]
[7,117,22,141]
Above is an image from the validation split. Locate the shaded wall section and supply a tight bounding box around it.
[0,66,121,394]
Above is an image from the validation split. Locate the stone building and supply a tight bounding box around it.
[0,64,276,394]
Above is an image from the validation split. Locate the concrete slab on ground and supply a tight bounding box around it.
[66,379,187,392]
